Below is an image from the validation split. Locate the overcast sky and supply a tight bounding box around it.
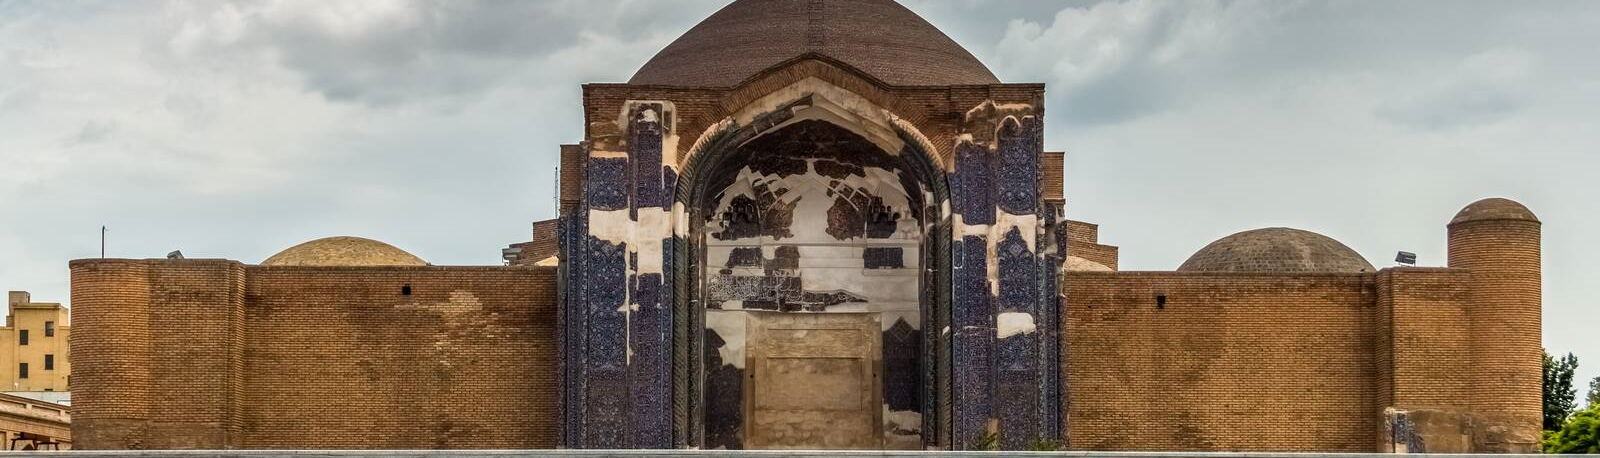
[1,0,1596,397]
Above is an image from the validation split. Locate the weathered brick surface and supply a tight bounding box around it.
[1063,272,1378,452]
[1449,218,1542,452]
[69,261,559,450]
[1068,240,1119,271]
[241,266,559,449]
[1063,221,1099,245]
[1042,152,1064,202]
[1374,269,1472,410]
[145,260,247,449]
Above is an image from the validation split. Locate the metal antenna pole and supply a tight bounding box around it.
[100,225,107,258]
[554,167,560,216]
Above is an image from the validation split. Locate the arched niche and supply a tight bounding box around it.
[671,85,952,449]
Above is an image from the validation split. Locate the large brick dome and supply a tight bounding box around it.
[628,0,1001,87]
[1179,228,1374,273]
[262,236,426,267]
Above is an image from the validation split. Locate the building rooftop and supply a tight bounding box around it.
[628,0,1000,87]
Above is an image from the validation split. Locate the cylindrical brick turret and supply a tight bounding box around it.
[69,259,152,449]
[1447,198,1541,435]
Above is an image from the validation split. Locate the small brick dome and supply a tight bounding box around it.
[1450,198,1540,226]
[629,0,1000,87]
[1066,256,1113,272]
[262,237,426,267]
[1179,228,1374,273]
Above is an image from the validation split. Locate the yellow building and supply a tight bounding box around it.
[2,293,68,393]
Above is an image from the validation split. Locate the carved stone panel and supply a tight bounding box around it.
[745,312,882,450]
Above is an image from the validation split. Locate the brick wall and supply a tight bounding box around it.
[1375,268,1473,410]
[70,261,560,450]
[69,260,153,449]
[241,266,559,449]
[1068,241,1119,271]
[145,260,247,449]
[1062,271,1378,452]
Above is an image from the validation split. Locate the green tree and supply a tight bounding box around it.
[1544,350,1580,430]
[1543,403,1600,454]
[1589,375,1600,408]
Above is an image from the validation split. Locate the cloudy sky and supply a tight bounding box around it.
[2,0,1596,396]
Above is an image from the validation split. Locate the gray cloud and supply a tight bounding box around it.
[60,120,117,147]
[156,0,730,106]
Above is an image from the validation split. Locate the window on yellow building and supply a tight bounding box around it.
[19,329,27,346]
[44,321,54,337]
[18,363,27,379]
[44,355,53,371]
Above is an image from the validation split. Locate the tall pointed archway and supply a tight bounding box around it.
[560,76,1063,450]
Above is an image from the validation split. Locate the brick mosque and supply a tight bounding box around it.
[66,0,1542,452]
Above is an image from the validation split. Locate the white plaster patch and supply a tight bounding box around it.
[590,149,628,159]
[823,303,871,313]
[959,222,993,237]
[673,202,689,238]
[588,209,634,245]
[634,207,672,275]
[997,312,1037,339]
[883,405,924,434]
[705,310,748,369]
[620,100,681,167]
[994,212,1039,250]
[881,310,922,330]
[963,101,1036,123]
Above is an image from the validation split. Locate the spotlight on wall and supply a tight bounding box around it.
[502,247,522,265]
[1395,251,1417,266]
[167,250,185,260]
